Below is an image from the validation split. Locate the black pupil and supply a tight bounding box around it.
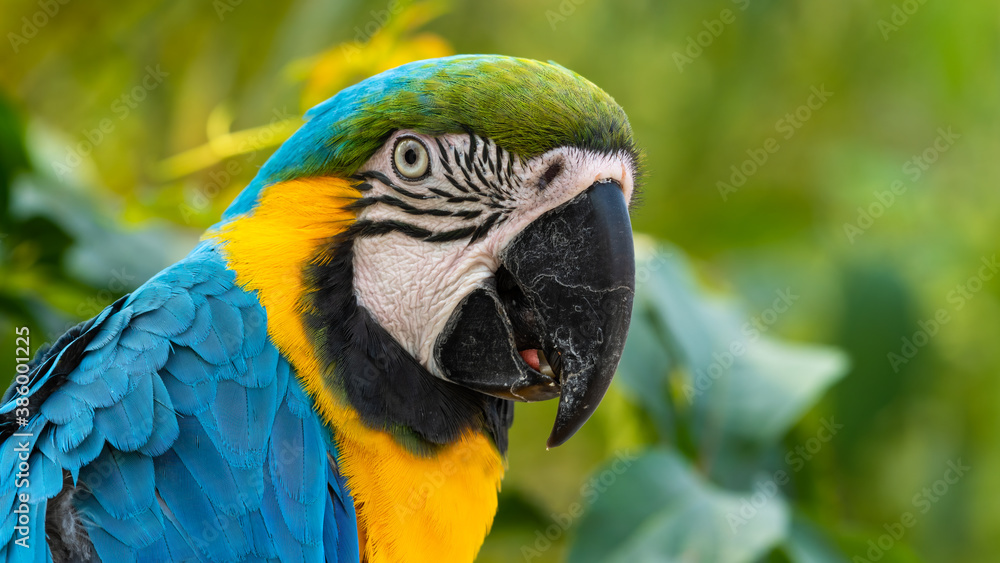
[404,148,417,165]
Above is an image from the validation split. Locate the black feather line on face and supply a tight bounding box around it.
[353,133,523,247]
[466,132,477,169]
[469,212,503,244]
[463,147,474,176]
[351,219,502,245]
[453,209,483,220]
[443,173,469,194]
[458,165,481,194]
[355,219,432,239]
[357,170,435,200]
[435,138,453,175]
[350,195,474,218]
[428,187,457,198]
[424,226,477,243]
[472,163,494,193]
[302,227,513,455]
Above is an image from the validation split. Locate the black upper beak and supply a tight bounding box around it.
[435,181,635,448]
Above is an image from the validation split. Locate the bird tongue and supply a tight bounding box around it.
[519,349,541,371]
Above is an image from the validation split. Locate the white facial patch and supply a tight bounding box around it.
[351,130,636,377]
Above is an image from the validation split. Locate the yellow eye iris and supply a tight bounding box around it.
[393,136,430,180]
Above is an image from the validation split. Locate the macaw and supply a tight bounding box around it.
[0,54,638,563]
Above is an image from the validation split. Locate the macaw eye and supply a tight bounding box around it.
[392,136,430,180]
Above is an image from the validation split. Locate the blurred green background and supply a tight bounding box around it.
[1,1,998,561]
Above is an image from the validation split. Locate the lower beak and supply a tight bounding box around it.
[436,181,635,448]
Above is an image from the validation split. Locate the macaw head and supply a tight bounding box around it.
[220,55,639,452]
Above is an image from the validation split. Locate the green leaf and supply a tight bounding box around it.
[714,339,849,443]
[616,303,674,438]
[568,450,789,563]
[626,239,850,443]
[783,516,849,563]
[633,239,728,376]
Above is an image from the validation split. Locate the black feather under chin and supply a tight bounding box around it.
[303,223,514,456]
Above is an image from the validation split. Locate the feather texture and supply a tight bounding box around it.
[0,241,357,563]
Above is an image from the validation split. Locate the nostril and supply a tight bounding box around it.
[537,160,563,190]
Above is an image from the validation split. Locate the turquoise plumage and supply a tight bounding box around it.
[0,242,359,562]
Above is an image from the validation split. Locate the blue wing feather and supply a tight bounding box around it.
[93,373,155,451]
[80,448,155,520]
[148,510,202,562]
[136,374,179,457]
[170,415,264,516]
[77,492,164,550]
[51,406,94,452]
[159,368,217,416]
[325,438,360,563]
[270,393,327,545]
[0,241,357,562]
[21,449,62,502]
[262,460,322,563]
[84,526,139,563]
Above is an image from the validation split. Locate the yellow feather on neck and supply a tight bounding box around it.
[209,177,505,563]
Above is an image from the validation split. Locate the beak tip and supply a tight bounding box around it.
[545,425,577,449]
[544,411,585,448]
